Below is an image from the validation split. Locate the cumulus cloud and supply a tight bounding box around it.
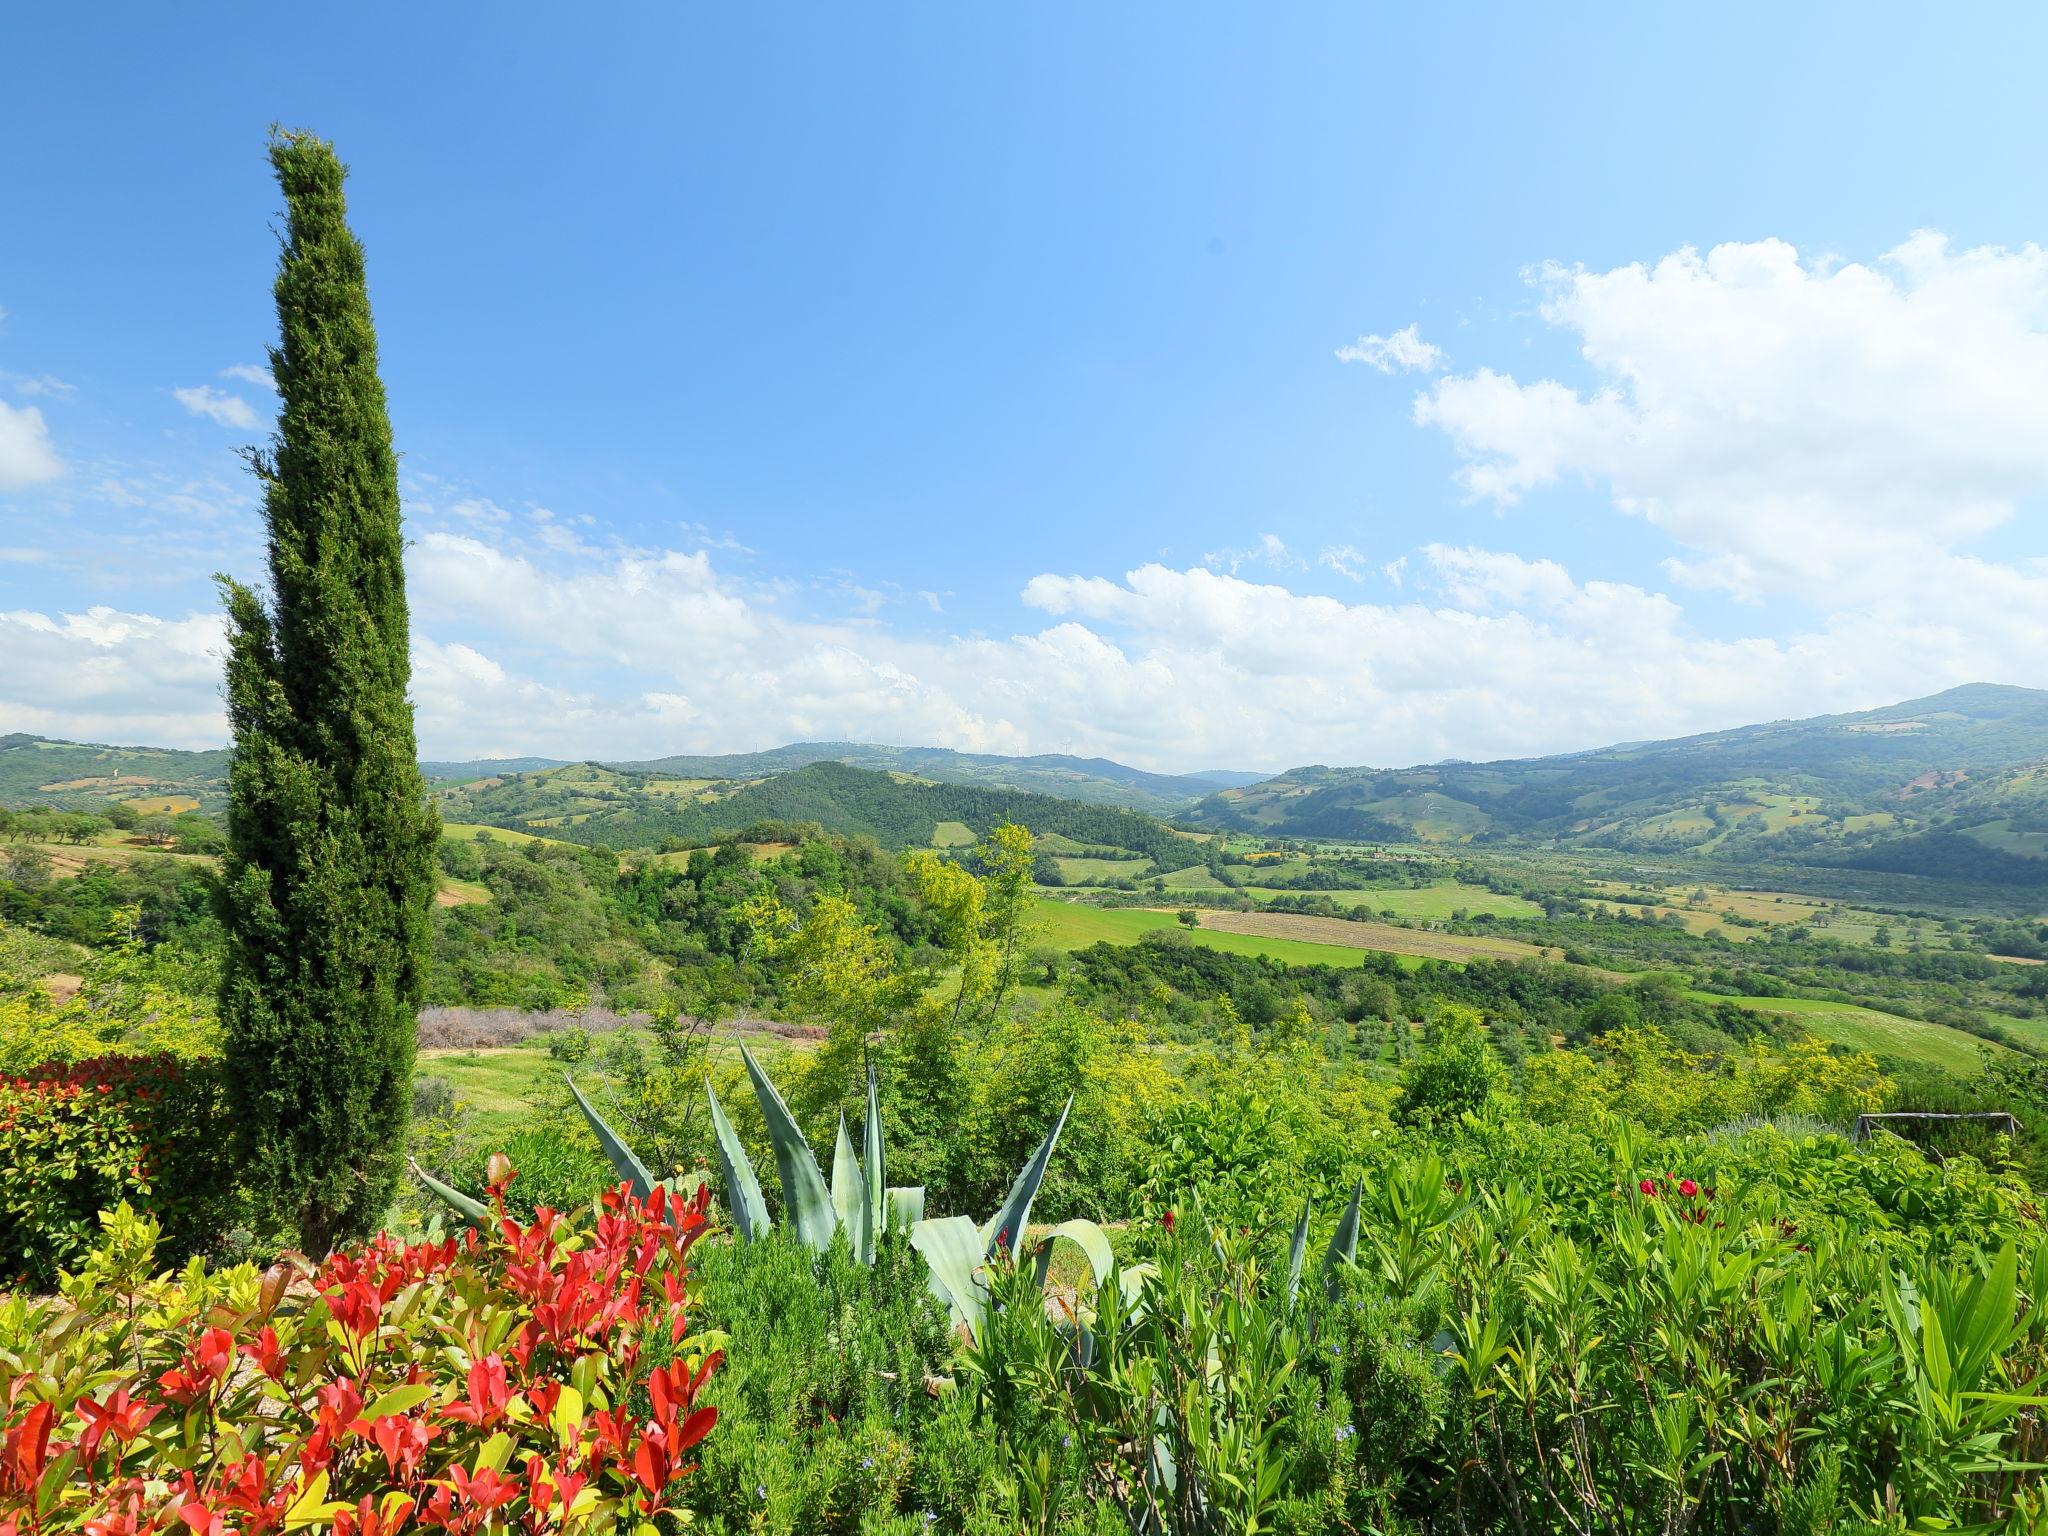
[11,229,2048,772]
[173,385,261,430]
[7,524,2048,769]
[1336,323,1443,374]
[1414,233,2048,600]
[0,605,227,747]
[0,399,60,487]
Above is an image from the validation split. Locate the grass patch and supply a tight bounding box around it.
[931,821,976,848]
[1684,991,2003,1075]
[1031,899,1413,969]
[441,822,570,846]
[1054,855,1154,884]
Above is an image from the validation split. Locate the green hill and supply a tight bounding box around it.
[441,758,1215,867]
[1188,684,2048,885]
[610,742,1235,813]
[0,734,232,814]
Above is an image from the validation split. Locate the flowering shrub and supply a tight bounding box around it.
[0,1054,238,1286]
[0,1176,720,1535]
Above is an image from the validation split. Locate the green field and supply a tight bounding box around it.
[1054,855,1154,884]
[440,822,568,847]
[419,1046,560,1135]
[1030,898,1412,969]
[1685,991,2002,1075]
[1146,872,1541,922]
[931,820,976,848]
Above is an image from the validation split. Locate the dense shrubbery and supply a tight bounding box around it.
[964,1124,2048,1534]
[0,1182,720,1536]
[0,1055,239,1286]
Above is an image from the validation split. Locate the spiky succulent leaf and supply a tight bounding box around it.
[704,1079,770,1243]
[984,1095,1071,1257]
[831,1114,864,1261]
[863,1063,885,1251]
[741,1043,836,1251]
[1028,1217,1116,1292]
[566,1075,656,1198]
[911,1214,989,1335]
[409,1159,489,1226]
[1287,1199,1312,1305]
[887,1186,926,1230]
[1324,1178,1363,1297]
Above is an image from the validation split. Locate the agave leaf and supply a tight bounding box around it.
[1324,1178,1363,1298]
[863,1063,886,1250]
[566,1074,656,1198]
[704,1078,771,1243]
[887,1186,926,1230]
[1029,1217,1116,1292]
[911,1214,989,1336]
[410,1159,489,1226]
[983,1095,1071,1258]
[741,1043,836,1252]
[1287,1199,1312,1305]
[832,1114,865,1261]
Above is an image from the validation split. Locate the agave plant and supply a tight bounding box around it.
[415,1042,1114,1335]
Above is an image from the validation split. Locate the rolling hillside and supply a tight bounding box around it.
[1188,684,2048,883]
[5,734,1239,819]
[0,734,232,814]
[439,758,1216,867]
[610,742,1238,813]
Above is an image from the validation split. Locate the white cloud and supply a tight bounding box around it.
[1336,323,1443,374]
[0,399,60,487]
[1202,533,1302,575]
[13,375,75,398]
[221,363,275,390]
[0,605,227,747]
[7,526,2048,770]
[1415,233,2048,600]
[1318,545,1368,580]
[173,385,261,430]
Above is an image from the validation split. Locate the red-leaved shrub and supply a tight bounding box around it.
[0,1179,720,1535]
[0,1055,238,1286]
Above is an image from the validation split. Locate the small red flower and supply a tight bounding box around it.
[1678,1179,1699,1198]
[1161,1210,1176,1232]
[1638,1179,1657,1197]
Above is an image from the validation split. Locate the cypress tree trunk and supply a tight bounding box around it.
[216,131,438,1255]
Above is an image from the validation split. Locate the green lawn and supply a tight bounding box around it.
[1685,991,2003,1075]
[420,1045,561,1134]
[1030,898,1412,969]
[931,820,976,848]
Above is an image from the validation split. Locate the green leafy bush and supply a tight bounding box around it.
[0,1054,238,1285]
[966,1127,2048,1534]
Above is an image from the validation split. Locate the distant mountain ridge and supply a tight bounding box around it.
[1187,683,2048,881]
[13,686,2048,889]
[437,741,1243,814]
[7,736,1247,819]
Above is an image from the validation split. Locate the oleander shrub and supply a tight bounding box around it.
[968,1128,2048,1534]
[0,1178,721,1536]
[0,1054,238,1286]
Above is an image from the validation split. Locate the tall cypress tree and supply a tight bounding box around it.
[217,131,438,1254]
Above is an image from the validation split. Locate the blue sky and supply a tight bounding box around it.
[4,4,2047,770]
